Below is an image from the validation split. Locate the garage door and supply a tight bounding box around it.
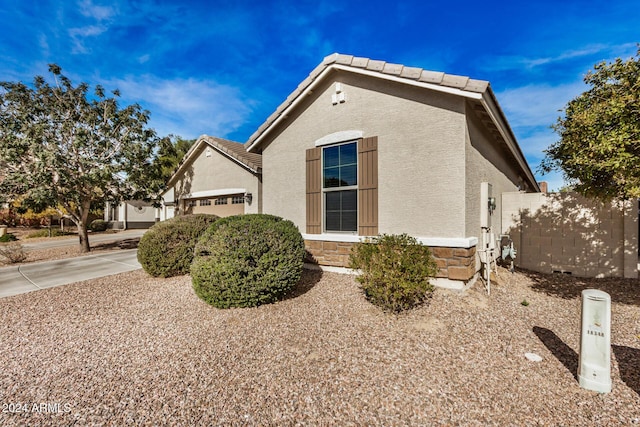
[185,194,245,217]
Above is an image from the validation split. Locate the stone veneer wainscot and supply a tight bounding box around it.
[304,240,477,282]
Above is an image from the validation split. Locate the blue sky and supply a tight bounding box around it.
[0,0,638,190]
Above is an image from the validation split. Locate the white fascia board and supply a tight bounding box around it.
[180,188,246,199]
[246,64,483,153]
[246,66,336,153]
[332,65,483,99]
[302,233,478,248]
[479,92,539,191]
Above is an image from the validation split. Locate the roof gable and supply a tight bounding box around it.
[244,53,538,192]
[245,53,490,152]
[165,135,262,190]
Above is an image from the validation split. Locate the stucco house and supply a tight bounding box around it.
[160,135,262,219]
[243,53,539,285]
[104,200,158,229]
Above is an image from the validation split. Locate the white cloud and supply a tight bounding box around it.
[516,129,557,159]
[77,0,116,21]
[496,82,590,192]
[496,81,586,129]
[102,76,254,140]
[68,25,108,54]
[483,43,638,73]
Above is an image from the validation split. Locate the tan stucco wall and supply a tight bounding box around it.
[502,191,638,278]
[168,144,261,215]
[261,71,467,238]
[464,105,522,239]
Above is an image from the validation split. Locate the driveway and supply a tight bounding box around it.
[0,249,141,298]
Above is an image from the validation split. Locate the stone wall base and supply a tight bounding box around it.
[304,240,478,282]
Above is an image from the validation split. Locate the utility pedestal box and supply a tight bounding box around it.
[578,289,612,393]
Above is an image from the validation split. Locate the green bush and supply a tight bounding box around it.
[0,233,17,242]
[89,219,109,232]
[191,214,306,309]
[137,214,219,277]
[26,228,72,238]
[349,234,438,313]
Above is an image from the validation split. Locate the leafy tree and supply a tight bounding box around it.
[541,47,640,200]
[0,64,160,252]
[155,135,195,181]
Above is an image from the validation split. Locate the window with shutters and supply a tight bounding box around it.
[307,136,377,236]
[322,141,357,232]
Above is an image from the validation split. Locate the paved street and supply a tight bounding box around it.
[0,249,141,298]
[19,229,147,251]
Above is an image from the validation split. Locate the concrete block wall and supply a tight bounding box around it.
[502,192,638,278]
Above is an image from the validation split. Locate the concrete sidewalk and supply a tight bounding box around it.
[0,249,141,298]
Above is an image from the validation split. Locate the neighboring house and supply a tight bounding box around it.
[161,135,262,219]
[104,200,158,229]
[244,53,540,285]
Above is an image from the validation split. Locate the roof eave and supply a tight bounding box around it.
[479,89,540,192]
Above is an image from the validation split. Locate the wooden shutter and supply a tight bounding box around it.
[358,137,378,236]
[306,147,322,234]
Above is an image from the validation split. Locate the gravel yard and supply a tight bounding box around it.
[0,266,639,426]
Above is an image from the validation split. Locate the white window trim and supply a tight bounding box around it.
[322,140,358,234]
[182,188,246,199]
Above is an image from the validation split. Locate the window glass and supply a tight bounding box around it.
[323,142,357,189]
[322,141,358,233]
[325,189,357,232]
[342,190,357,211]
[340,143,357,165]
[324,167,341,188]
[323,146,340,168]
[340,165,357,186]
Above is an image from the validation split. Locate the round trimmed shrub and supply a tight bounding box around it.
[349,234,437,313]
[191,214,305,308]
[89,219,109,232]
[137,214,219,277]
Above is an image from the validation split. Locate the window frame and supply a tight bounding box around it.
[322,140,358,234]
[231,195,244,204]
[199,199,211,206]
[214,197,228,205]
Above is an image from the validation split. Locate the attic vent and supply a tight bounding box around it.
[331,82,346,105]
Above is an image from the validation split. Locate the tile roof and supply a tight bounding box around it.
[246,53,490,148]
[202,135,262,172]
[243,53,539,192]
[165,135,261,190]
